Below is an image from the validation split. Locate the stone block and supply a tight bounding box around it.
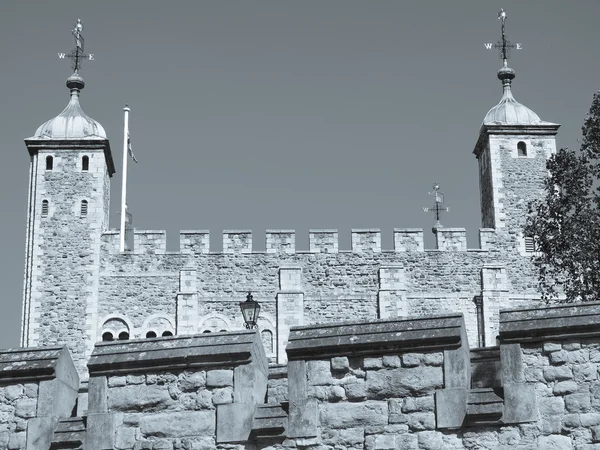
[418,431,444,450]
[178,371,206,392]
[331,356,349,372]
[306,360,332,386]
[287,398,318,439]
[25,416,58,450]
[565,392,591,413]
[402,353,422,367]
[15,398,37,419]
[115,427,136,449]
[88,376,107,413]
[140,411,215,438]
[206,369,233,388]
[537,435,573,449]
[363,357,383,370]
[212,388,233,405]
[108,385,174,411]
[216,403,254,443]
[435,388,466,429]
[502,382,537,424]
[543,365,573,382]
[319,401,387,429]
[345,381,367,402]
[553,380,578,395]
[382,355,401,368]
[366,366,442,399]
[85,413,114,450]
[287,360,307,403]
[233,361,267,404]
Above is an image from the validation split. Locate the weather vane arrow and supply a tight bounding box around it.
[58,19,95,72]
[484,8,522,61]
[423,183,450,232]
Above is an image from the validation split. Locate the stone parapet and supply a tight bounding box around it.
[499,302,600,343]
[435,227,467,251]
[287,313,465,361]
[266,230,295,254]
[223,230,252,254]
[309,229,338,253]
[351,229,381,253]
[393,228,424,252]
[134,230,166,255]
[179,230,210,254]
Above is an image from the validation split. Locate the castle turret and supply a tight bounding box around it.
[22,68,114,375]
[474,12,559,251]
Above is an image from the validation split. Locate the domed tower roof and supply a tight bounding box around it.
[32,73,106,140]
[482,64,546,126]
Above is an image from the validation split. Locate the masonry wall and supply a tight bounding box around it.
[98,230,540,355]
[23,147,110,377]
[0,382,39,449]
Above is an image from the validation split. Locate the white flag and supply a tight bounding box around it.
[127,131,138,163]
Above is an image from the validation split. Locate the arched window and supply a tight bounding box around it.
[41,200,49,218]
[102,332,113,342]
[80,200,88,217]
[45,155,53,171]
[82,156,89,171]
[261,330,274,354]
[146,331,157,338]
[118,331,129,340]
[203,330,212,333]
[517,141,527,157]
[162,331,173,337]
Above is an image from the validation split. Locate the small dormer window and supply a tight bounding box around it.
[41,200,49,218]
[82,156,89,171]
[517,141,527,157]
[80,200,88,217]
[45,156,53,171]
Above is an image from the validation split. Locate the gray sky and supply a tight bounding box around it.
[0,1,598,349]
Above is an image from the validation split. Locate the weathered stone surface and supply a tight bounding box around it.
[206,370,233,388]
[553,380,578,395]
[115,426,136,449]
[331,357,349,372]
[14,398,36,418]
[366,366,442,398]
[140,411,215,437]
[537,434,573,449]
[108,385,174,411]
[306,361,332,385]
[418,431,443,450]
[319,401,387,429]
[345,381,367,401]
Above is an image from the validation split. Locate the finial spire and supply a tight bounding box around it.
[484,9,522,94]
[58,18,95,91]
[423,183,450,233]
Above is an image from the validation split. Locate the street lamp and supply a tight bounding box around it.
[239,292,260,329]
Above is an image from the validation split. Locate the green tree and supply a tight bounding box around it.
[525,91,600,302]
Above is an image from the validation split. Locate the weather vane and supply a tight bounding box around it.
[423,183,450,232]
[58,19,95,73]
[484,9,522,62]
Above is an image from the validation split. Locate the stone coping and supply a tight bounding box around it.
[499,302,600,343]
[0,346,69,382]
[88,330,267,376]
[286,313,465,360]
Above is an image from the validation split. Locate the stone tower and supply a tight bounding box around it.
[474,63,559,250]
[22,72,115,374]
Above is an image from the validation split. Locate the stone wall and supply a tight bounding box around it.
[98,228,541,365]
[9,302,600,449]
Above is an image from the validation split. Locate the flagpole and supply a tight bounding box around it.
[119,105,130,252]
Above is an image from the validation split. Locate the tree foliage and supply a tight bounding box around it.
[525,91,600,302]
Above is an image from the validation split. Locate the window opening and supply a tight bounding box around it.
[517,141,527,157]
[82,156,89,171]
[46,156,53,170]
[146,331,157,338]
[102,332,113,342]
[203,330,211,333]
[80,200,88,217]
[118,331,129,340]
[525,236,536,253]
[162,331,173,337]
[42,200,49,218]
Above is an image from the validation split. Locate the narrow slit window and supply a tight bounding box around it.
[517,141,527,157]
[82,156,89,171]
[525,236,536,253]
[45,155,53,171]
[80,200,88,217]
[41,200,49,218]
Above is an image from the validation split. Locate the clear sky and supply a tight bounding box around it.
[0,1,598,349]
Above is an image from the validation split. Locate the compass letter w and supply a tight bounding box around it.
[58,53,66,58]
[484,43,493,49]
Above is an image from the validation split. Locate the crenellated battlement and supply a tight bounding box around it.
[101,227,500,255]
